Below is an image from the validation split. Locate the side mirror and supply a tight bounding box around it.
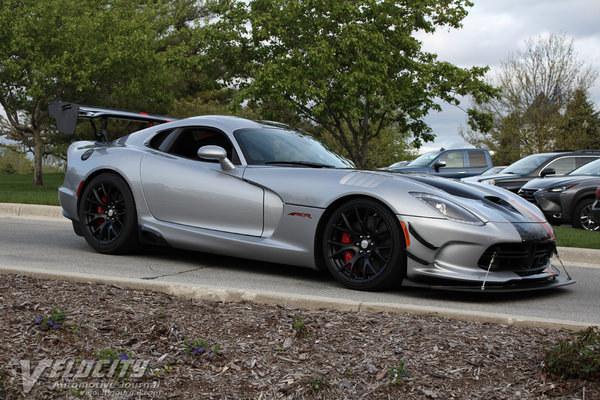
[433,160,447,171]
[540,168,556,177]
[197,145,235,171]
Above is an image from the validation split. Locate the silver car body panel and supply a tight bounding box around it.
[58,115,573,291]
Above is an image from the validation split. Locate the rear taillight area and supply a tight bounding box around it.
[596,187,600,200]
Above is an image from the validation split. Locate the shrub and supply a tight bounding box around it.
[545,326,600,380]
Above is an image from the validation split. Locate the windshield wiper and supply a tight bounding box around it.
[265,161,335,168]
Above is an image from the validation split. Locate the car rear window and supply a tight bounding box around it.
[467,151,487,168]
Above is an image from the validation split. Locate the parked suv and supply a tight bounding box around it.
[591,187,600,225]
[387,148,492,178]
[463,150,600,193]
[518,159,600,230]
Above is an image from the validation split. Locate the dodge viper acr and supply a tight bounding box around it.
[49,102,574,292]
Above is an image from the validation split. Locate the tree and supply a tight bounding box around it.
[205,0,497,169]
[461,34,598,161]
[555,89,600,150]
[0,0,198,185]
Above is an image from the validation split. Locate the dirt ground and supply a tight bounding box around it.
[0,274,597,399]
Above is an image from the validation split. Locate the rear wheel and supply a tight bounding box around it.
[78,173,139,253]
[572,199,599,231]
[322,199,405,291]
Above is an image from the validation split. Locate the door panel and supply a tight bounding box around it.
[140,154,264,236]
[433,150,466,178]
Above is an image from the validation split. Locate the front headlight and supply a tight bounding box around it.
[411,192,484,225]
[549,184,577,192]
[481,179,495,185]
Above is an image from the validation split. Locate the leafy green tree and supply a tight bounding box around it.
[555,89,600,150]
[0,0,200,185]
[461,34,598,161]
[205,0,497,168]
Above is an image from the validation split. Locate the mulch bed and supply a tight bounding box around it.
[0,274,597,399]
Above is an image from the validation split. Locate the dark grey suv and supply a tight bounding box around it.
[518,159,600,230]
[463,150,600,193]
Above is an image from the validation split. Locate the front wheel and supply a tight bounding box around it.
[322,199,405,291]
[78,173,139,254]
[572,199,599,231]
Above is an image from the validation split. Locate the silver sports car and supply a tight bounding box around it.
[49,102,574,292]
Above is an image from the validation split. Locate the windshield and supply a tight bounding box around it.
[502,153,556,175]
[234,128,354,168]
[568,159,600,176]
[407,151,440,167]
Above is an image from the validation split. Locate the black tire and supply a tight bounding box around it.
[322,198,405,291]
[572,199,599,231]
[78,173,139,253]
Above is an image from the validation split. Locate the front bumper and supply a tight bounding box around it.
[403,272,575,292]
[400,215,573,292]
[534,192,563,220]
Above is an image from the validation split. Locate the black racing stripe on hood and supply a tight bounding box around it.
[512,222,554,242]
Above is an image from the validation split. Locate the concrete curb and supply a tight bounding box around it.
[0,202,64,219]
[0,265,592,331]
[2,202,599,267]
[554,246,600,266]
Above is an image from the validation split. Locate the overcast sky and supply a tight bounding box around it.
[418,0,600,154]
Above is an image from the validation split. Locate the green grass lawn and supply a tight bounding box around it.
[1,172,599,249]
[553,225,600,250]
[0,172,64,206]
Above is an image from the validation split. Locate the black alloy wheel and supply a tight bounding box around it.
[323,198,405,291]
[78,173,139,254]
[573,199,599,231]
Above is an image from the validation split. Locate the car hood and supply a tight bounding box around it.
[398,174,549,225]
[242,168,549,225]
[521,175,600,190]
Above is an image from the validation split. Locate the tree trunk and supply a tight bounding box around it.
[33,129,44,186]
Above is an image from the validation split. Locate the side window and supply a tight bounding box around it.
[545,157,576,175]
[438,151,464,168]
[166,127,239,164]
[467,151,488,168]
[148,129,174,150]
[575,156,600,168]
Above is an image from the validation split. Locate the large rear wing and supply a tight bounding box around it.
[48,101,176,143]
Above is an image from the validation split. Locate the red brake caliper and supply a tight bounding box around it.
[97,196,107,226]
[341,232,353,264]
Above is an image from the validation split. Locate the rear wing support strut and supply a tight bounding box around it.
[48,102,176,144]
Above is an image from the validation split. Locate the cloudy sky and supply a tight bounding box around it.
[418,0,600,153]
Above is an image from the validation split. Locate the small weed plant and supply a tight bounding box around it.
[155,365,175,377]
[389,361,409,385]
[545,326,600,380]
[184,339,222,359]
[34,309,66,329]
[308,376,328,391]
[293,316,307,338]
[94,349,133,378]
